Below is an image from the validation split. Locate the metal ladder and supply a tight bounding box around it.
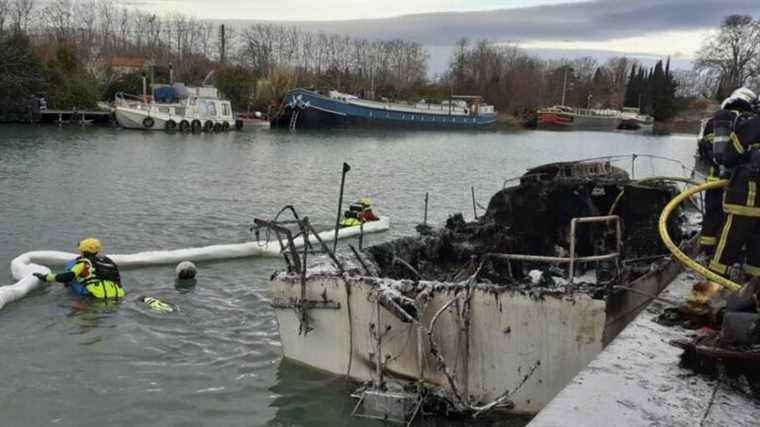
[289,110,299,130]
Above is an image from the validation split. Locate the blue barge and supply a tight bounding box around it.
[270,88,497,129]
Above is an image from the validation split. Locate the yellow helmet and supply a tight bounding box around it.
[77,238,102,254]
[360,197,372,207]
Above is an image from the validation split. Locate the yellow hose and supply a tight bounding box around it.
[658,179,743,293]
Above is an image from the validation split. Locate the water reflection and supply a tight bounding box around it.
[267,359,532,427]
[267,359,377,427]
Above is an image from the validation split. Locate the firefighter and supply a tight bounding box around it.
[696,90,755,254]
[709,87,760,280]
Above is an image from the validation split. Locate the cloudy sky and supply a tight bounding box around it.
[138,0,760,71]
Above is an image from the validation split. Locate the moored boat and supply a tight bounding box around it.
[114,83,243,132]
[270,88,497,130]
[537,105,622,131]
[619,107,654,130]
[537,105,654,131]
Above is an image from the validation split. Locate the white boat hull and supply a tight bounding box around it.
[114,105,238,131]
[115,107,169,130]
[273,275,606,414]
[271,248,684,415]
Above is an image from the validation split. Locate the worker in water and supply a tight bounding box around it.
[34,238,125,299]
[358,197,380,222]
[697,88,757,255]
[340,197,379,227]
[709,87,760,281]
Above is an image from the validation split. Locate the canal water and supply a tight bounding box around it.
[0,125,696,426]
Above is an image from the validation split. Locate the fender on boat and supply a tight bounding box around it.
[1,217,390,311]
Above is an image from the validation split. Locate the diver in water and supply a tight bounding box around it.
[34,238,125,299]
[340,197,380,227]
[139,296,177,313]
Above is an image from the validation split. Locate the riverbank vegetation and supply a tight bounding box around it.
[0,1,757,124]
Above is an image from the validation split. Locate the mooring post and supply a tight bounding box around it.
[631,154,637,179]
[333,162,351,253]
[359,220,364,250]
[424,192,429,225]
[471,186,477,220]
[375,299,383,388]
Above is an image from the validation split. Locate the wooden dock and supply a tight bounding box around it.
[36,109,113,125]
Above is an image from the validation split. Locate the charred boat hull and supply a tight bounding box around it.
[271,253,685,414]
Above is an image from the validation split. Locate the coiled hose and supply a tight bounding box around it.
[657,179,742,293]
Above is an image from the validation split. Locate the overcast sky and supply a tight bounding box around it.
[139,0,588,21]
[135,0,760,70]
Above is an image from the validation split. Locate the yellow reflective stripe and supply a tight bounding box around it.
[724,203,760,217]
[744,264,760,278]
[731,132,745,154]
[85,281,124,299]
[70,261,88,277]
[712,214,734,272]
[707,175,721,182]
[748,182,757,208]
[699,236,718,246]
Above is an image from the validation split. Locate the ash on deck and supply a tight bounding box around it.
[528,272,760,427]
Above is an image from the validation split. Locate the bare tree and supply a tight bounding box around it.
[74,0,96,56]
[0,0,8,33]
[673,69,717,99]
[41,0,74,42]
[9,0,34,31]
[97,0,116,56]
[695,15,760,96]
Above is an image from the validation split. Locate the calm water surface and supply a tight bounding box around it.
[0,125,696,426]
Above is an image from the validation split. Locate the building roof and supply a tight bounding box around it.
[108,57,146,69]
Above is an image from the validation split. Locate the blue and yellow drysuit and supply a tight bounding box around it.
[340,199,379,227]
[340,202,364,227]
[44,255,126,299]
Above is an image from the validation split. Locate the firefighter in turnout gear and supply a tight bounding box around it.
[709,87,760,279]
[696,118,725,254]
[34,238,125,299]
[697,89,757,254]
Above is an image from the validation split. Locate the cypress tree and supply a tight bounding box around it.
[624,64,637,107]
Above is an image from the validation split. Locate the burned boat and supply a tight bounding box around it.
[266,158,696,422]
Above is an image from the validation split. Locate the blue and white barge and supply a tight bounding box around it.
[270,89,497,129]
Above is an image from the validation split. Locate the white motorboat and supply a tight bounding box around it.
[114,83,243,132]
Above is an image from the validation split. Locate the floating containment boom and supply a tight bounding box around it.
[1,217,389,311]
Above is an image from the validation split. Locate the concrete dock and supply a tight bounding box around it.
[528,272,760,426]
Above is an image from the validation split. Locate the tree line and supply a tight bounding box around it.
[440,38,641,117]
[0,1,428,118]
[0,2,758,123]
